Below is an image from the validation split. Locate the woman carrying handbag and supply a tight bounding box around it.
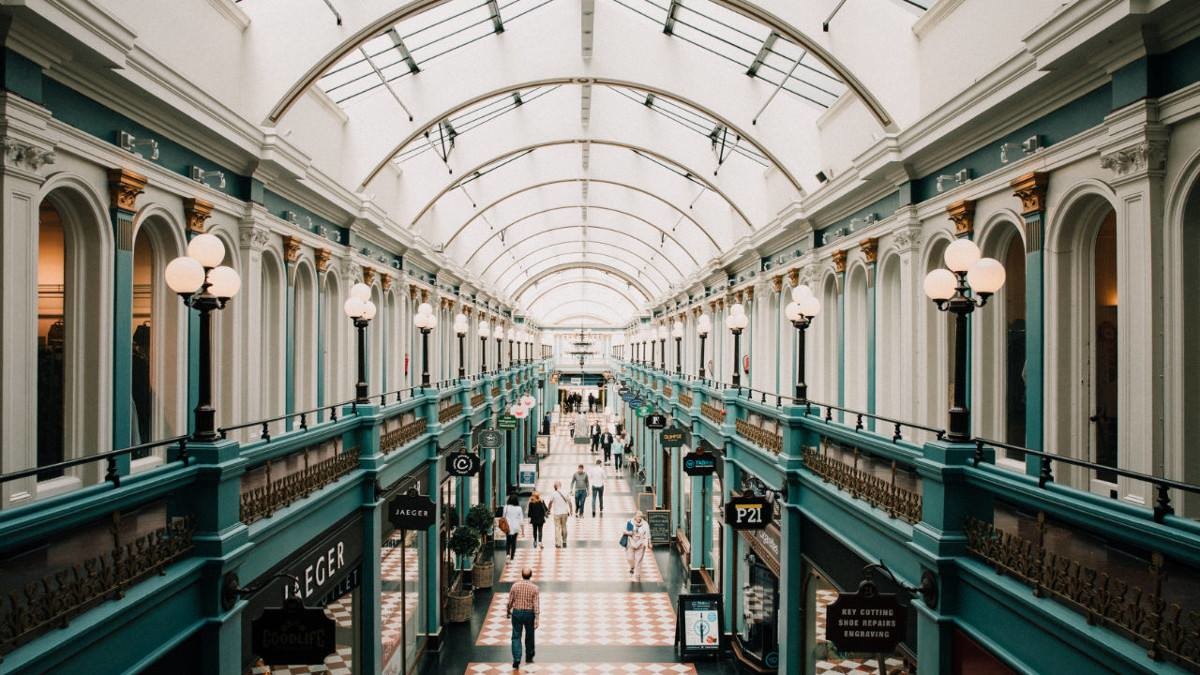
[623,511,651,581]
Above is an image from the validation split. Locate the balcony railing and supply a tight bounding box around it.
[735,418,782,453]
[240,444,360,524]
[803,446,922,523]
[663,385,673,398]
[438,403,464,424]
[701,402,726,425]
[678,392,693,408]
[382,418,428,454]
[470,392,485,408]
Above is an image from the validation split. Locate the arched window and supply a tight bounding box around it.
[844,265,869,411]
[876,254,902,419]
[321,272,345,406]
[294,261,318,413]
[370,285,384,394]
[1092,213,1118,485]
[1175,173,1200,513]
[816,274,840,405]
[209,231,240,431]
[260,253,286,432]
[976,221,1026,464]
[921,237,952,433]
[36,202,67,478]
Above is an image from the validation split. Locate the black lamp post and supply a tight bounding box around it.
[658,327,667,371]
[697,314,711,379]
[479,320,489,374]
[454,313,468,379]
[165,233,241,442]
[924,239,1006,442]
[496,326,504,370]
[785,286,821,402]
[726,303,747,388]
[672,321,683,375]
[415,303,437,387]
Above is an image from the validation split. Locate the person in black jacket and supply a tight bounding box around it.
[527,492,547,549]
[590,422,601,453]
[601,429,614,464]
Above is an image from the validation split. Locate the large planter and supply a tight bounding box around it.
[472,557,494,589]
[446,587,474,623]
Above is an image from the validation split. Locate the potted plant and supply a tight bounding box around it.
[446,526,481,623]
[466,504,496,589]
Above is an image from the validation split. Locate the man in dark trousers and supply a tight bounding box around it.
[506,567,539,670]
[601,428,614,464]
[590,421,601,453]
[587,392,596,413]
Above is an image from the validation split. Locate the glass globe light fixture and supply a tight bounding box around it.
[186,233,225,268]
[165,256,206,294]
[944,238,982,273]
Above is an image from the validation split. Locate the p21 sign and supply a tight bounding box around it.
[724,495,772,530]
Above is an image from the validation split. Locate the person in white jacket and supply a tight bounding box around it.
[625,511,651,580]
[502,494,525,560]
[586,459,606,516]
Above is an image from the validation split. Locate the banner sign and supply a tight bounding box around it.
[682,452,717,475]
[676,593,723,659]
[388,493,436,530]
[447,452,481,477]
[724,495,773,530]
[826,581,907,654]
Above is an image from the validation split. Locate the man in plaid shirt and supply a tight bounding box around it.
[506,567,539,670]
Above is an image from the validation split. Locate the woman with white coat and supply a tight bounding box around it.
[624,511,651,580]
[502,494,525,560]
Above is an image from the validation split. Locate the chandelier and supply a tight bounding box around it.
[566,327,594,367]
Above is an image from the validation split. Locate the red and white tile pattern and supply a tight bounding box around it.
[476,592,676,646]
[251,645,353,675]
[499,547,661,582]
[464,664,697,674]
[814,589,905,675]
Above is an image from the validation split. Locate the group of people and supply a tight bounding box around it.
[588,424,627,469]
[562,391,601,413]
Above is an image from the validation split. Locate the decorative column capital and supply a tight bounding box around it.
[183,197,213,234]
[692,306,703,317]
[831,249,848,274]
[946,199,976,238]
[859,237,879,264]
[892,225,923,254]
[771,275,782,292]
[1010,172,1049,216]
[1100,141,1167,178]
[363,267,376,286]
[239,224,271,252]
[786,268,799,288]
[315,248,332,272]
[107,168,147,212]
[281,235,302,263]
[3,138,55,173]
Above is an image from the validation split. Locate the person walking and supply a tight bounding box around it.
[570,464,590,518]
[548,482,572,548]
[527,492,547,549]
[625,511,651,580]
[613,433,625,471]
[601,428,614,464]
[506,567,539,670]
[589,422,601,453]
[587,392,596,413]
[502,494,524,560]
[587,459,606,516]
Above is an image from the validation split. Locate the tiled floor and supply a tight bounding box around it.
[464,664,698,674]
[813,589,904,675]
[500,547,663,582]
[477,592,677,646]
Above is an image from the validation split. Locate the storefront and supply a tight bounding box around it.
[381,470,429,675]
[680,441,723,590]
[733,512,783,671]
[244,513,365,674]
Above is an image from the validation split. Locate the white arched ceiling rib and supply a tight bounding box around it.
[464,206,704,269]
[480,225,688,280]
[546,313,615,327]
[519,280,645,313]
[406,136,763,241]
[509,262,654,300]
[540,299,636,324]
[512,268,651,308]
[489,242,676,295]
[526,287,640,321]
[260,0,896,132]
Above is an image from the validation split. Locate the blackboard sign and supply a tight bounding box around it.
[826,581,907,654]
[388,493,435,530]
[252,598,336,666]
[682,452,716,475]
[724,495,773,530]
[646,509,672,545]
[676,593,723,659]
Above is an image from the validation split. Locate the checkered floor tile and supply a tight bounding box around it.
[477,592,676,646]
[251,645,352,674]
[541,514,643,541]
[464,664,697,674]
[814,589,905,675]
[499,546,661,582]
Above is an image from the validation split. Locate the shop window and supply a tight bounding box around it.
[37,203,66,479]
[1092,213,1118,484]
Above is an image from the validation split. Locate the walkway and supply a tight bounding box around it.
[422,430,737,674]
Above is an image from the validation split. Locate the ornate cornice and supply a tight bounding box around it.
[106,168,147,212]
[3,138,55,172]
[859,237,879,265]
[831,249,848,274]
[281,235,301,263]
[1010,172,1049,216]
[1100,141,1166,177]
[238,224,271,252]
[183,197,213,234]
[315,248,332,272]
[946,199,976,238]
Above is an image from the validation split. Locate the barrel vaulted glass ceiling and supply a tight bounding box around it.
[249,0,929,326]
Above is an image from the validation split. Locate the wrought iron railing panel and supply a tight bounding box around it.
[802,447,922,524]
[381,419,428,454]
[678,392,693,408]
[438,403,464,424]
[240,448,359,525]
[470,393,485,408]
[735,418,783,454]
[701,402,726,425]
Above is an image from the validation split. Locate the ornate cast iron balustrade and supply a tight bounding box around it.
[381,419,427,453]
[438,403,464,424]
[678,392,693,408]
[802,447,922,524]
[0,516,195,657]
[964,515,1200,671]
[240,449,360,524]
[701,402,726,425]
[663,386,673,398]
[736,419,783,454]
[470,393,485,408]
[492,387,501,398]
[505,382,512,391]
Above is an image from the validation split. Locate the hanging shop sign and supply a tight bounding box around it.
[646,413,667,429]
[497,414,518,430]
[447,451,481,477]
[520,394,536,408]
[388,493,436,530]
[638,404,654,417]
[675,593,723,658]
[479,429,503,449]
[629,397,644,408]
[518,463,538,489]
[682,451,717,475]
[646,509,672,545]
[660,425,688,448]
[252,598,337,666]
[724,495,773,530]
[825,581,907,655]
[618,386,630,396]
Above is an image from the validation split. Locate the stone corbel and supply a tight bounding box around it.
[3,138,56,172]
[183,197,213,234]
[892,224,922,255]
[1010,172,1049,216]
[745,286,754,302]
[831,249,848,274]
[1100,141,1166,178]
[281,235,302,263]
[382,274,393,292]
[239,224,272,252]
[692,306,703,318]
[107,168,147,212]
[946,199,975,238]
[363,267,376,286]
[771,275,782,292]
[787,268,799,288]
[859,237,879,265]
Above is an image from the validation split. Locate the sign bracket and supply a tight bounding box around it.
[222,571,302,612]
[863,560,938,609]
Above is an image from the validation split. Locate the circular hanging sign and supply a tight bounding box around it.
[512,405,529,419]
[447,451,481,477]
[479,429,503,448]
[521,394,536,408]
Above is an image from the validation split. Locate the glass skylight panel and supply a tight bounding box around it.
[317,0,557,106]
